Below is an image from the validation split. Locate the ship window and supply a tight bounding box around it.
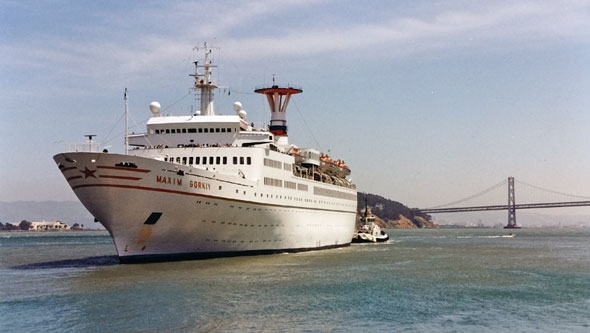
[223,157,227,165]
[177,129,181,133]
[221,128,226,133]
[188,128,196,133]
[233,157,237,164]
[269,135,273,140]
[215,128,220,133]
[204,128,208,133]
[209,128,214,132]
[198,128,203,133]
[182,157,187,165]
[189,157,193,165]
[176,157,180,163]
[166,129,170,134]
[195,157,200,164]
[247,157,251,165]
[164,157,168,162]
[182,128,187,133]
[202,156,207,164]
[240,157,244,165]
[171,129,176,133]
[216,156,220,164]
[227,128,232,132]
[209,156,214,164]
[155,129,160,134]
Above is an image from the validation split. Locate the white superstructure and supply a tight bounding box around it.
[54,44,357,263]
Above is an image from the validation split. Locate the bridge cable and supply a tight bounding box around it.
[515,179,590,201]
[427,179,507,209]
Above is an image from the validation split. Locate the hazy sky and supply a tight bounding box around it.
[2,0,590,213]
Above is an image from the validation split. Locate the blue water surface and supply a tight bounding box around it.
[1,229,589,332]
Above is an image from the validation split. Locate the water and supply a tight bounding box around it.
[1,229,590,332]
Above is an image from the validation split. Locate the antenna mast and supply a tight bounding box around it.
[124,88,128,155]
[190,42,218,116]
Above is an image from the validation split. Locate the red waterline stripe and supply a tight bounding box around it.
[71,183,356,214]
[99,175,142,181]
[97,166,151,173]
[67,175,83,181]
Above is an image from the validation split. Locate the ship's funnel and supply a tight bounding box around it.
[254,85,302,136]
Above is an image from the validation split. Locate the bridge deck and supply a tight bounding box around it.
[420,201,590,214]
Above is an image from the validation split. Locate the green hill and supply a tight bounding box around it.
[357,192,436,229]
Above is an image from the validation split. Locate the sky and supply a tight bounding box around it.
[2,0,590,220]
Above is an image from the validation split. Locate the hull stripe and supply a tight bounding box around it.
[99,175,142,181]
[66,175,83,181]
[61,166,77,172]
[72,183,356,214]
[97,166,151,173]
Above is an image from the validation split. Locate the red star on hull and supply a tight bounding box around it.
[80,167,97,178]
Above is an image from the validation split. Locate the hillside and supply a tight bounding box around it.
[357,192,437,229]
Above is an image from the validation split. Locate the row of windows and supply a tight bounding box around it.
[165,156,252,166]
[263,178,309,192]
[313,186,357,201]
[154,127,237,134]
[264,177,283,187]
[263,158,293,172]
[263,158,282,169]
[297,183,309,191]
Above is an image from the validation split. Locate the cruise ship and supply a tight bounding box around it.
[54,45,357,263]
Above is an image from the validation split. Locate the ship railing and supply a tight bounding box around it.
[63,143,102,153]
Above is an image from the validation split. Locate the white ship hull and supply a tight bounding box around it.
[54,152,357,263]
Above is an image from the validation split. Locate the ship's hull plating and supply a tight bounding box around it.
[54,152,357,263]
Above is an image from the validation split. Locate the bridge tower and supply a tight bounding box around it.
[504,177,521,229]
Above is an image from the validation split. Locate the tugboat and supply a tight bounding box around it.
[352,200,389,243]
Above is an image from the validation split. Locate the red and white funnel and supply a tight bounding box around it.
[255,84,302,138]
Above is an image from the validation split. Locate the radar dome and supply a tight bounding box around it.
[149,101,161,116]
[233,101,243,113]
[239,110,247,120]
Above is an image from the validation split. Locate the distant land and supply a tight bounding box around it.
[0,201,95,227]
[357,192,437,229]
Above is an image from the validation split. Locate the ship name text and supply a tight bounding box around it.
[190,180,211,190]
[156,175,182,186]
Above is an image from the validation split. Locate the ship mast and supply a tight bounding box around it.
[124,88,128,155]
[190,42,218,116]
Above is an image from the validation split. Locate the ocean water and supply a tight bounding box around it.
[1,229,590,332]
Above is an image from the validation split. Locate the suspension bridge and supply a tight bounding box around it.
[418,177,590,228]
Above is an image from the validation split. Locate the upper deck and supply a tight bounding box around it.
[128,114,273,148]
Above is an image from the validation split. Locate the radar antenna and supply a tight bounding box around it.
[84,134,97,152]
